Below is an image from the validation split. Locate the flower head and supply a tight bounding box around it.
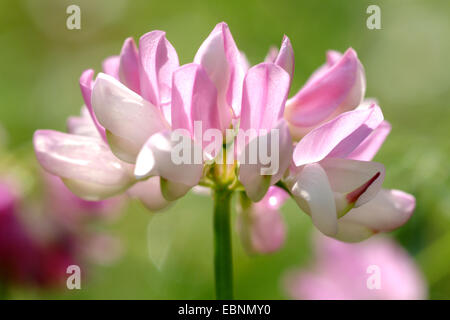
[33,22,415,253]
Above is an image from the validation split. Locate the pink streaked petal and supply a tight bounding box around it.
[33,130,134,200]
[194,22,245,118]
[340,189,415,233]
[347,121,391,161]
[134,130,203,187]
[285,48,364,127]
[92,73,168,163]
[293,104,384,166]
[240,63,290,132]
[139,30,179,107]
[79,69,107,141]
[127,177,172,212]
[171,63,220,135]
[320,158,385,207]
[119,37,140,94]
[102,56,120,79]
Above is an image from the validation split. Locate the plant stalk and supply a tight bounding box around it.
[213,188,233,300]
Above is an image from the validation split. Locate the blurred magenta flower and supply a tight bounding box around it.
[0,180,77,289]
[285,234,427,300]
[32,22,416,298]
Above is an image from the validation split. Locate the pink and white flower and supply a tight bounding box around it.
[33,22,415,252]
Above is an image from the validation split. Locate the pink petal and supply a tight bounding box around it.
[33,130,134,200]
[237,187,287,254]
[92,73,168,163]
[347,121,391,161]
[293,104,384,167]
[264,46,279,63]
[260,185,290,210]
[79,69,107,141]
[240,63,290,132]
[127,177,171,212]
[102,56,120,79]
[194,22,245,118]
[274,35,295,82]
[139,30,179,107]
[238,120,293,201]
[285,48,365,127]
[67,107,101,138]
[119,37,140,94]
[171,63,220,135]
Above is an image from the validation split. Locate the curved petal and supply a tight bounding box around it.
[347,121,391,161]
[293,104,384,166]
[171,63,220,135]
[33,130,134,200]
[139,30,179,107]
[134,130,203,187]
[285,48,365,127]
[194,22,245,118]
[240,63,290,132]
[274,35,295,83]
[339,189,415,234]
[102,56,120,79]
[92,73,168,163]
[127,177,171,211]
[79,69,107,141]
[320,158,385,208]
[119,37,140,94]
[238,120,292,202]
[287,163,338,236]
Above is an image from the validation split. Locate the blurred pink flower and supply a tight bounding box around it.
[285,234,427,300]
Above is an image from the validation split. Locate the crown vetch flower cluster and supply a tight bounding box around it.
[34,22,415,253]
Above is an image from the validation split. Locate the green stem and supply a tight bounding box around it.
[213,188,233,300]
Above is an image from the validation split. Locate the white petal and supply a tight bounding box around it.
[320,158,385,207]
[287,163,338,236]
[340,189,415,233]
[92,73,168,163]
[134,130,203,187]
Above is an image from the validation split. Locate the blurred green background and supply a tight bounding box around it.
[0,0,449,299]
